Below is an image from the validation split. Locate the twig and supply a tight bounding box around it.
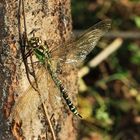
[18,0,56,139]
[42,102,56,140]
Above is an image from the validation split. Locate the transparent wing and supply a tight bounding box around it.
[51,19,111,63]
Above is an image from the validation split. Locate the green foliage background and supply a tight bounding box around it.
[72,0,140,140]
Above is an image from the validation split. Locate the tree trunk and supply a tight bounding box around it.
[0,0,78,139]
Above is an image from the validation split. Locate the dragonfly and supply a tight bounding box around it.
[18,0,111,119]
[27,19,111,118]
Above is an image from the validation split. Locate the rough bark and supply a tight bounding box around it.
[0,0,78,140]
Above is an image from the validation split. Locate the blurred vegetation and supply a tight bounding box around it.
[71,0,140,140]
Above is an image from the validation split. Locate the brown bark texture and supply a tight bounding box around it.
[0,0,79,140]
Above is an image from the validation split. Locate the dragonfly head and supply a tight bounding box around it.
[28,37,42,49]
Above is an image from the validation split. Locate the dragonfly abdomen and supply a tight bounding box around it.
[60,84,82,118]
[47,61,82,118]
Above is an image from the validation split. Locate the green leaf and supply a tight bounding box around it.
[134,16,140,28]
[128,43,140,65]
